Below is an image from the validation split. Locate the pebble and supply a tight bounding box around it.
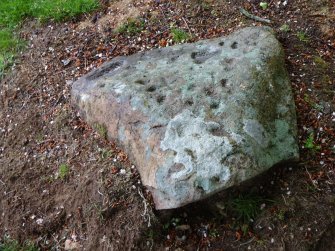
[64,239,79,250]
[36,218,43,225]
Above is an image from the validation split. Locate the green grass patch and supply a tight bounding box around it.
[296,31,309,43]
[58,163,70,180]
[117,18,145,35]
[0,52,15,75]
[94,123,108,140]
[30,0,100,23]
[224,193,274,236]
[0,29,22,51]
[304,132,321,151]
[0,0,99,26]
[170,28,190,43]
[303,94,323,111]
[0,0,99,76]
[313,56,329,72]
[279,24,290,32]
[230,194,264,224]
[0,237,38,251]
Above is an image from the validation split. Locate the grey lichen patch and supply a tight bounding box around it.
[243,119,268,146]
[160,110,232,186]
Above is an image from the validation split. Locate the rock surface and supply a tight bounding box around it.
[71,26,299,209]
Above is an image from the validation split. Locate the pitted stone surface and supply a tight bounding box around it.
[72,26,299,209]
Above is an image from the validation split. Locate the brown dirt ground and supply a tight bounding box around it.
[0,0,334,250]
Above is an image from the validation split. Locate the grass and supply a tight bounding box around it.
[94,123,108,140]
[313,56,329,72]
[0,0,99,26]
[100,148,113,160]
[304,132,321,151]
[58,163,70,180]
[170,28,190,43]
[0,237,38,251]
[0,0,99,76]
[259,2,269,10]
[230,194,263,223]
[226,193,274,236]
[117,18,145,35]
[279,24,290,32]
[303,94,323,111]
[296,31,310,43]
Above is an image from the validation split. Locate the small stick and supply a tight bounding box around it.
[305,166,321,191]
[182,17,192,34]
[239,7,272,24]
[138,188,151,227]
[239,237,256,247]
[281,194,288,205]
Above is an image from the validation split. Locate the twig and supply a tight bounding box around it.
[182,17,192,34]
[281,194,288,205]
[138,188,151,227]
[0,179,5,185]
[239,7,271,24]
[305,166,321,191]
[97,189,104,196]
[239,237,256,247]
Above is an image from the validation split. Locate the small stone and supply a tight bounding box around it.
[64,239,80,250]
[36,218,43,225]
[62,59,71,66]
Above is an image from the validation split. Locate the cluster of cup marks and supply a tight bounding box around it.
[131,40,240,110]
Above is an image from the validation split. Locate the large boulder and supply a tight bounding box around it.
[71,26,299,209]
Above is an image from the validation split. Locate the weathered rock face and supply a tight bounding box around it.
[72,26,299,209]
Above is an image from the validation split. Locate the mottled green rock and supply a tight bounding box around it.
[72,26,299,209]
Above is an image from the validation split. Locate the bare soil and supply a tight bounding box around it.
[0,0,334,250]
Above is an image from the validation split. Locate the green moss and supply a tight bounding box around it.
[250,52,287,126]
